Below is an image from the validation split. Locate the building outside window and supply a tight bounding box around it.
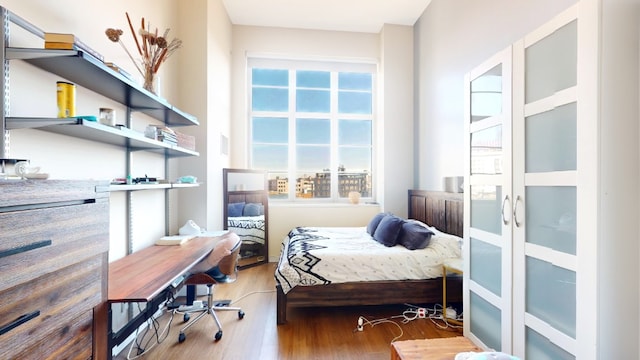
[248,58,376,202]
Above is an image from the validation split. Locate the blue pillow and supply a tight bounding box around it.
[243,202,264,216]
[398,221,434,250]
[228,202,245,217]
[372,215,404,247]
[367,212,388,235]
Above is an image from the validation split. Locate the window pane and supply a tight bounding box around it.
[252,87,288,111]
[339,119,371,146]
[297,70,330,88]
[296,145,330,171]
[268,173,289,200]
[297,89,330,112]
[339,147,370,172]
[297,118,330,144]
[339,72,372,91]
[252,117,288,143]
[296,171,330,199]
[338,172,371,197]
[338,91,371,114]
[252,144,288,170]
[253,68,288,86]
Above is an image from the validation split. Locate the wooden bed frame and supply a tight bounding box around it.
[276,189,463,324]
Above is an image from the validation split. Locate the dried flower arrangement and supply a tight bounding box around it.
[106,12,182,94]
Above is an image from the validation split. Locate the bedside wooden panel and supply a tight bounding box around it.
[0,201,109,293]
[0,256,102,360]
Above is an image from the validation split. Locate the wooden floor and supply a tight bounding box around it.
[114,262,462,360]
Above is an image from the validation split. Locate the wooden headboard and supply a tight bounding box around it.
[408,190,463,238]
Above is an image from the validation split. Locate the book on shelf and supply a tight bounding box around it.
[155,234,196,246]
[44,32,76,43]
[43,32,104,62]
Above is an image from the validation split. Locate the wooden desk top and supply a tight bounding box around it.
[108,236,220,303]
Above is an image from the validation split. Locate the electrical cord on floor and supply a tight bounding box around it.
[230,289,276,305]
[353,314,405,343]
[125,296,176,360]
[403,303,463,330]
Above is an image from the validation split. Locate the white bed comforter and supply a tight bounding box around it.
[275,226,461,294]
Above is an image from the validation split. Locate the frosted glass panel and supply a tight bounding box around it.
[526,257,576,338]
[525,20,577,103]
[470,185,502,235]
[470,238,501,296]
[471,125,502,175]
[525,102,576,173]
[526,186,576,255]
[471,64,502,122]
[470,292,502,351]
[526,327,575,360]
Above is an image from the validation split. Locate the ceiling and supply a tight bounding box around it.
[221,0,432,33]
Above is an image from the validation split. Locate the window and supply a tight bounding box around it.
[248,58,375,201]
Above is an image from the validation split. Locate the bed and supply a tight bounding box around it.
[275,189,464,324]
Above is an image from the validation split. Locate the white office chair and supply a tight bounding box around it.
[178,236,244,343]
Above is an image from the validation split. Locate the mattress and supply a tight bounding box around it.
[275,225,462,294]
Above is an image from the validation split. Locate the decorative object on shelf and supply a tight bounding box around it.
[56,81,76,118]
[99,108,116,126]
[105,12,182,94]
[348,191,361,204]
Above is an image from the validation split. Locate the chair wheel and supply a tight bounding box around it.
[215,330,223,341]
[178,332,186,343]
[238,310,245,319]
[183,313,190,322]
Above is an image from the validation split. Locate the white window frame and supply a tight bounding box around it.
[247,56,378,202]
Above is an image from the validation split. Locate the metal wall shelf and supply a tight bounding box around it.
[7,47,198,127]
[6,117,199,157]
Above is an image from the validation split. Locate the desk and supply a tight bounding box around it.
[94,236,221,360]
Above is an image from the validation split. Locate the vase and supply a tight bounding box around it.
[143,67,156,94]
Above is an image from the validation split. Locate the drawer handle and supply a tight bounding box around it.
[0,240,52,259]
[0,310,40,335]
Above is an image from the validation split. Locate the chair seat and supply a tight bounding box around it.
[184,273,219,286]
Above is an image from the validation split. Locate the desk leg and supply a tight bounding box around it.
[93,301,110,360]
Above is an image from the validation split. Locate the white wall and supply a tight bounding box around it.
[230,24,412,259]
[415,0,577,190]
[175,0,232,234]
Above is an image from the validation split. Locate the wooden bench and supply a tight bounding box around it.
[391,337,482,360]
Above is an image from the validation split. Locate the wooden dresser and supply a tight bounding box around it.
[0,180,109,360]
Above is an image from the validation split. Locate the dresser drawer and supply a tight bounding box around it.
[10,309,94,360]
[0,201,109,293]
[0,255,102,360]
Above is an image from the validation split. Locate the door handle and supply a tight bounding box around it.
[501,195,511,225]
[513,195,523,228]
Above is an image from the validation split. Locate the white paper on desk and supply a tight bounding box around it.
[155,235,196,246]
[198,230,229,237]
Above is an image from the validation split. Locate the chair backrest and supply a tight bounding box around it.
[217,239,241,277]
